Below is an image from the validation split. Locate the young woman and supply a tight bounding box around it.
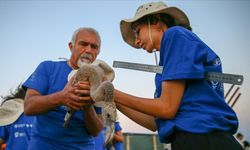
[114,1,243,150]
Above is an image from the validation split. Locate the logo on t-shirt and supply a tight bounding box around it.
[14,132,26,138]
[210,81,224,93]
[213,58,221,66]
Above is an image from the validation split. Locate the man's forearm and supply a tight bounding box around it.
[83,106,104,137]
[24,89,63,115]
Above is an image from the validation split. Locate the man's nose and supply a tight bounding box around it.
[84,45,93,53]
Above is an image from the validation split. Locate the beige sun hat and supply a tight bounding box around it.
[120,1,190,48]
[0,98,24,126]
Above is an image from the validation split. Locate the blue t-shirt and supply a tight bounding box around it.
[94,129,106,150]
[96,122,123,150]
[0,114,34,150]
[154,26,238,143]
[113,122,123,150]
[23,60,101,150]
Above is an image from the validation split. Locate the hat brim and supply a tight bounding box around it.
[120,7,190,48]
[0,98,24,126]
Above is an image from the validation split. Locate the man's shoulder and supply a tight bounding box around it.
[39,60,66,67]
[40,60,65,64]
[36,60,67,74]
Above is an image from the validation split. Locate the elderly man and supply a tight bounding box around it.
[23,27,104,149]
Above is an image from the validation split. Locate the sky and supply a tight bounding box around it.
[0,0,249,140]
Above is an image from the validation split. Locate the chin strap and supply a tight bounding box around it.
[148,18,153,47]
[148,18,158,65]
[154,51,158,65]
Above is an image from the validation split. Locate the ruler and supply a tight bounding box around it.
[113,61,243,85]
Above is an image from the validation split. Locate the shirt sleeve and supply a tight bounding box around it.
[115,122,122,132]
[0,126,7,141]
[94,107,102,115]
[23,61,52,95]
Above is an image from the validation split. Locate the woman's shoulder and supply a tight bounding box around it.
[165,26,191,36]
[164,26,201,43]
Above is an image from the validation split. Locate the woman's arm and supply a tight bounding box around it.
[115,80,185,119]
[116,103,157,131]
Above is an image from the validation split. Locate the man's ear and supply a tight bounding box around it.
[68,42,73,52]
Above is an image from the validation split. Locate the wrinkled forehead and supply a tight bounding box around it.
[76,30,101,45]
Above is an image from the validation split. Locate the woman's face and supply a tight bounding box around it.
[134,23,162,53]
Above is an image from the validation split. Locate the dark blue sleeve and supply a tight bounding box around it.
[160,28,206,80]
[94,107,102,115]
[23,61,52,95]
[115,122,122,132]
[0,126,8,141]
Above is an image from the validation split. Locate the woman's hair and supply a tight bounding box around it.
[131,13,192,31]
[1,84,26,103]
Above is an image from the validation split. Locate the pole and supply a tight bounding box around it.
[126,135,130,150]
[225,84,235,99]
[152,134,157,150]
[231,93,241,108]
[227,87,240,105]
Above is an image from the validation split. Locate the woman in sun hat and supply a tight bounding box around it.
[114,1,243,150]
[0,85,34,150]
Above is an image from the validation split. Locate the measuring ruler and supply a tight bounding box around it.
[113,61,243,85]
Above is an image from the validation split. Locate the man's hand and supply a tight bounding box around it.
[62,77,94,110]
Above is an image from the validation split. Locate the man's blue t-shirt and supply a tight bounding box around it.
[23,60,101,150]
[94,129,106,150]
[154,26,238,143]
[0,114,34,150]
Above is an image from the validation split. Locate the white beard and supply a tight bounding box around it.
[77,59,90,68]
[77,53,93,68]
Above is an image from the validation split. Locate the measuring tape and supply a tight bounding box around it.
[113,61,243,85]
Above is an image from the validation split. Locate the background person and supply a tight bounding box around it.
[0,144,6,150]
[109,121,124,150]
[114,1,243,150]
[0,85,34,150]
[94,128,106,150]
[95,121,123,150]
[243,140,250,150]
[236,132,245,147]
[23,27,104,149]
